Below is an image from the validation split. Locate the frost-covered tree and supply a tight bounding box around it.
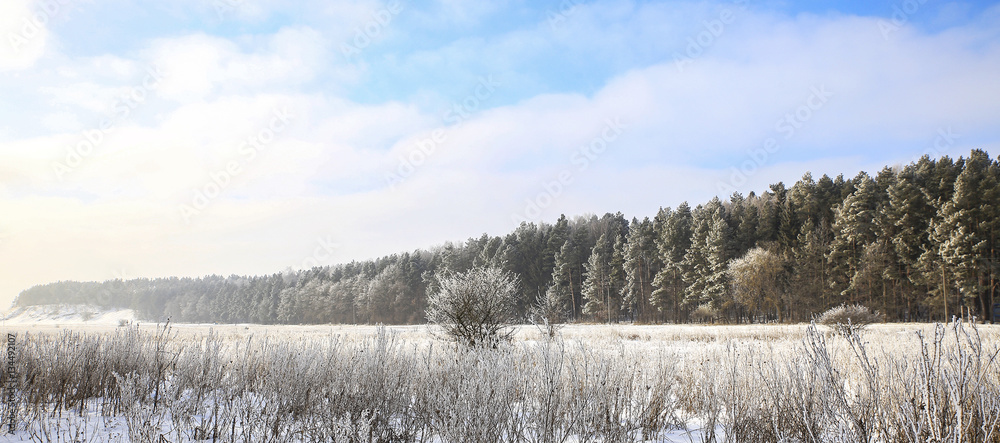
[426,266,520,347]
[681,199,731,315]
[582,233,615,322]
[621,217,658,322]
[829,172,881,305]
[728,247,787,321]
[651,204,692,322]
[546,241,576,321]
[939,150,999,319]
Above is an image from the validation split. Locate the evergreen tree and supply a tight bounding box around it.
[621,217,659,322]
[582,233,615,322]
[829,172,880,305]
[791,220,830,318]
[887,159,936,320]
[704,210,733,316]
[546,240,576,321]
[940,150,999,319]
[680,199,730,317]
[918,156,964,321]
[651,204,693,322]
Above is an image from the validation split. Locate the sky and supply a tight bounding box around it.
[1,0,1000,309]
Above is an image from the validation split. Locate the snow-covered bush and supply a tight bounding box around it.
[816,303,882,334]
[425,266,520,347]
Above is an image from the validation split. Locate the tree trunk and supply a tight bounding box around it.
[568,268,576,321]
[942,264,949,322]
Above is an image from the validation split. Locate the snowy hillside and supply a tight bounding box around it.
[2,304,138,325]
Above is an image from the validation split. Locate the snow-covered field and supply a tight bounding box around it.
[2,304,138,327]
[0,305,998,442]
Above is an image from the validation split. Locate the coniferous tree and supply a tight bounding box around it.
[622,217,659,322]
[546,240,576,321]
[680,198,730,318]
[651,204,693,322]
[919,156,964,321]
[791,220,831,318]
[829,172,881,306]
[582,233,615,322]
[887,159,936,320]
[609,233,627,320]
[705,210,734,317]
[940,150,999,319]
[681,204,713,313]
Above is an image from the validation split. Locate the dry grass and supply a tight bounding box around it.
[0,321,998,442]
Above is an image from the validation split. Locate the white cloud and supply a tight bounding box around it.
[144,27,329,102]
[0,0,49,71]
[3,2,1000,309]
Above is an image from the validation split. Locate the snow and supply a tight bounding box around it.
[1,304,138,326]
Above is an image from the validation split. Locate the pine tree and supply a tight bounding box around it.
[544,215,571,272]
[622,217,659,322]
[886,161,934,320]
[546,240,576,321]
[704,210,733,315]
[582,233,614,322]
[680,198,730,317]
[917,156,964,321]
[729,192,760,258]
[681,205,712,311]
[651,204,693,322]
[609,233,627,320]
[791,220,830,318]
[940,150,999,319]
[567,222,592,319]
[828,172,881,306]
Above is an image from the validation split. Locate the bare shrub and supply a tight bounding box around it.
[690,303,719,323]
[816,303,882,335]
[426,266,520,347]
[530,288,565,339]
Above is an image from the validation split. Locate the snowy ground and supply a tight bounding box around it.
[2,304,138,327]
[1,305,997,442]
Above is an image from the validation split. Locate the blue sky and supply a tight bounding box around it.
[1,0,1000,308]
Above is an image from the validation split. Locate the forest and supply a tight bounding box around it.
[14,150,999,325]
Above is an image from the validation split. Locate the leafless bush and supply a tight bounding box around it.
[816,304,882,335]
[530,289,566,339]
[690,303,719,324]
[426,266,520,347]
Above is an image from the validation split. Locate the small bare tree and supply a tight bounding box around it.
[426,266,520,347]
[530,287,566,338]
[816,303,882,335]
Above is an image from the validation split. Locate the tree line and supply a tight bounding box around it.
[15,150,999,324]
